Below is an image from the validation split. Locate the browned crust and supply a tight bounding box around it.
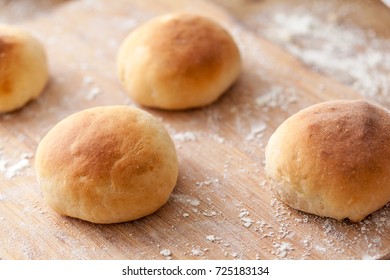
[117,13,241,109]
[291,100,390,189]
[35,106,178,224]
[146,14,235,84]
[0,35,19,96]
[265,100,390,222]
[0,25,48,113]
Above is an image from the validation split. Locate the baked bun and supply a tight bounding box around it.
[0,25,48,113]
[265,100,390,222]
[35,106,178,224]
[117,13,241,110]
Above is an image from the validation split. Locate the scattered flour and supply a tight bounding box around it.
[245,122,267,141]
[87,86,102,100]
[171,194,200,206]
[255,86,299,112]
[190,247,204,257]
[159,249,172,257]
[239,209,254,228]
[82,75,95,85]
[189,198,200,207]
[1,0,390,261]
[206,235,221,243]
[0,152,32,180]
[202,210,218,217]
[195,178,220,188]
[255,7,390,105]
[273,242,294,259]
[173,132,197,142]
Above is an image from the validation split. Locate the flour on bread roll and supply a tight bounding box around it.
[117,13,241,110]
[0,25,48,113]
[35,106,178,224]
[265,100,390,222]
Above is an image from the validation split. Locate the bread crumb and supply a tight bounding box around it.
[183,213,190,218]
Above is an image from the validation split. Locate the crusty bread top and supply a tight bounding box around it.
[141,13,237,83]
[117,13,241,109]
[38,107,167,182]
[36,106,178,223]
[289,100,390,184]
[265,100,390,221]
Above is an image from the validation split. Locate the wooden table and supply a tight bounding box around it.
[1,0,390,259]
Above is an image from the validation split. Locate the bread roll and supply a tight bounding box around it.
[117,13,241,110]
[35,106,178,224]
[0,25,48,113]
[265,100,390,222]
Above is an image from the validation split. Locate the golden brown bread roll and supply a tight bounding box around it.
[117,13,241,110]
[35,106,178,224]
[0,24,48,113]
[265,100,390,222]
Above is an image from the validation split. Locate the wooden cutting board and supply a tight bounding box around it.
[1,0,390,260]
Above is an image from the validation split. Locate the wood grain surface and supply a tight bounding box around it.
[1,0,390,260]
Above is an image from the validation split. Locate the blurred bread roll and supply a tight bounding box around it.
[265,100,390,222]
[35,106,178,224]
[117,13,241,110]
[0,25,48,113]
